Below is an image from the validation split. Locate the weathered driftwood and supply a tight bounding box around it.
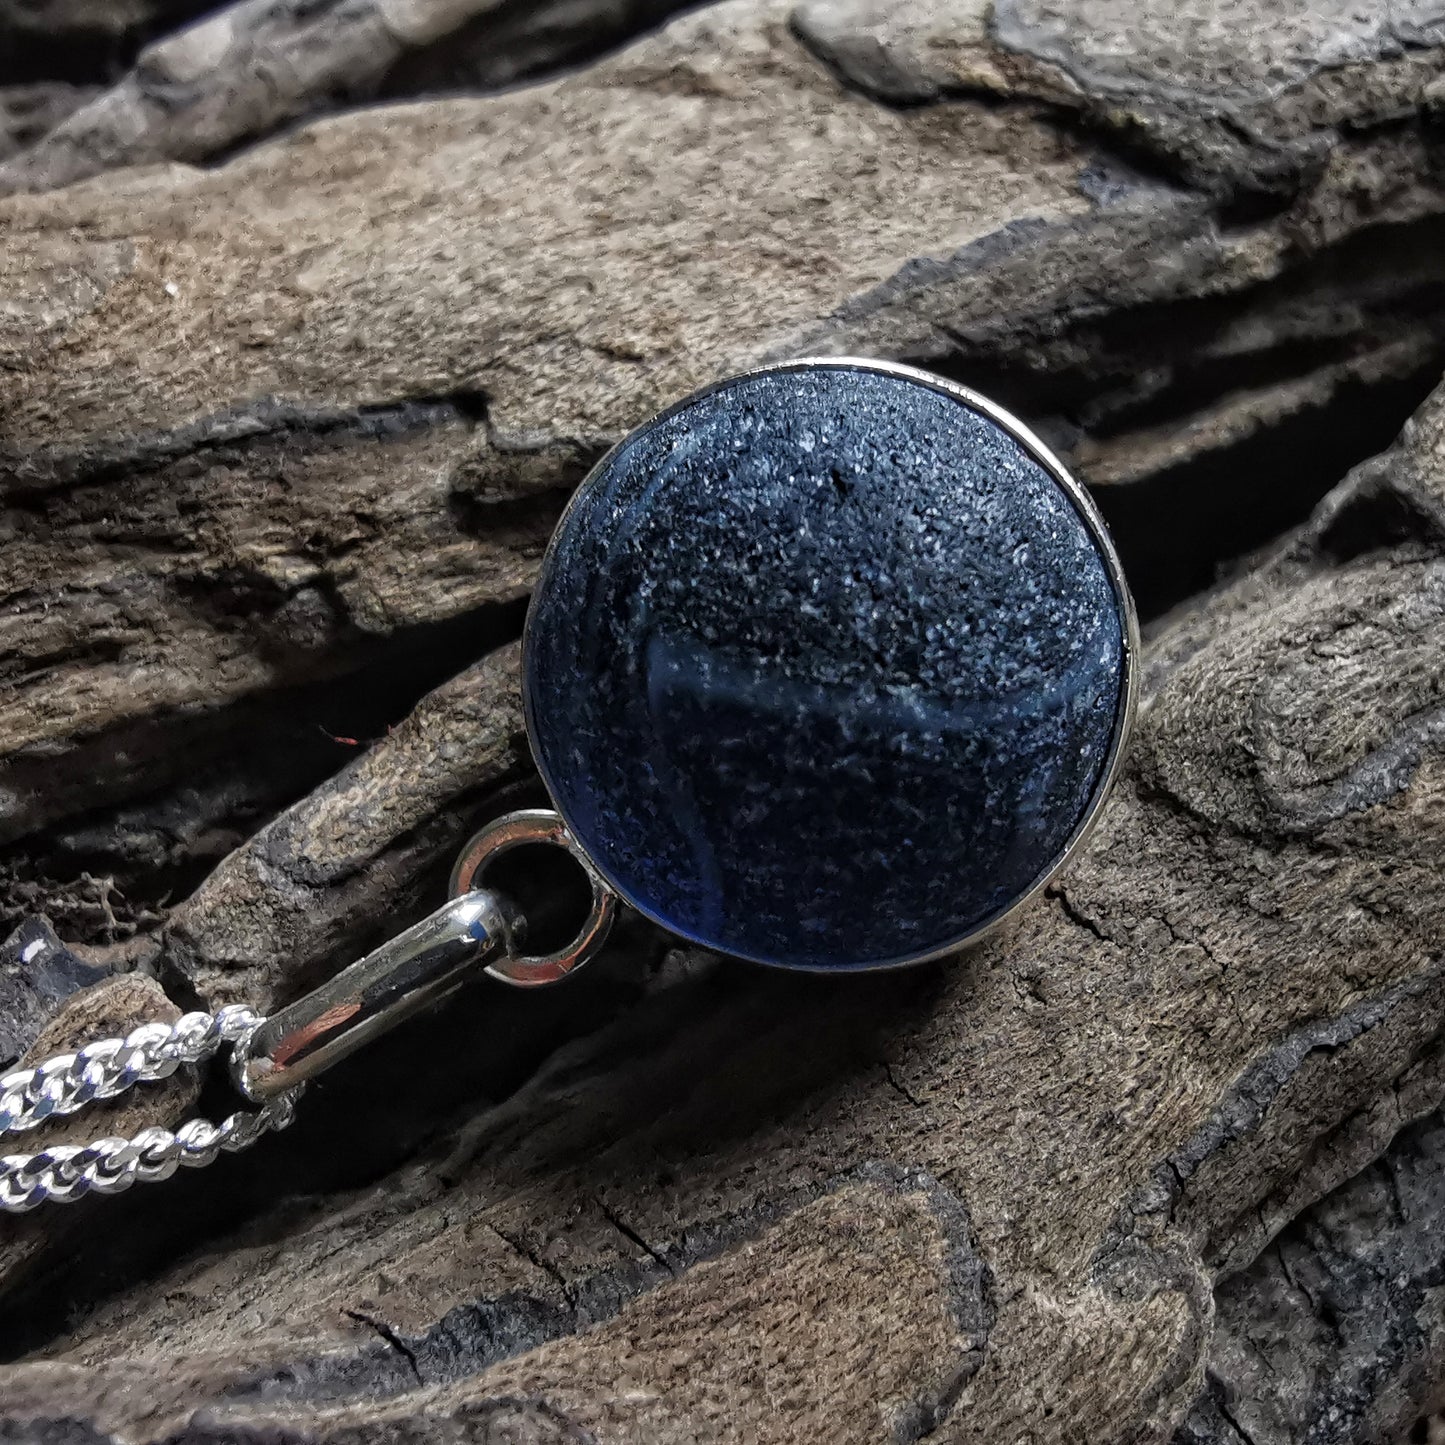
[0,0,705,195]
[4,0,1445,981]
[1182,1106,1445,1445]
[1,0,1444,1440]
[0,0,705,171]
[4,396,1445,1440]
[0,85,97,164]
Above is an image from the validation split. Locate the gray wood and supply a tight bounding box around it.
[0,0,705,194]
[1,1,1444,1439]
[1182,1108,1445,1445]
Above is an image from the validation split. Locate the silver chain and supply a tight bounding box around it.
[0,823,605,1216]
[0,1005,301,1214]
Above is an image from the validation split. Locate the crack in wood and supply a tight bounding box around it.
[1100,963,1445,1273]
[0,390,491,500]
[342,1308,423,1386]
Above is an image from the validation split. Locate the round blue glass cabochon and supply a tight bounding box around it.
[524,361,1132,971]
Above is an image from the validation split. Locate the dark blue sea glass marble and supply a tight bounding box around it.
[524,362,1129,970]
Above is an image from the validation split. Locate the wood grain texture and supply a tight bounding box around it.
[0,0,708,195]
[4,407,1444,1437]
[0,0,1443,1439]
[1183,1108,1445,1445]
[4,0,1445,963]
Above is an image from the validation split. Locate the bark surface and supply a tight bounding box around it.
[2,1,1445,1441]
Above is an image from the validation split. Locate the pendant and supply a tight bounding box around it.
[1,357,1138,1211]
[521,357,1137,971]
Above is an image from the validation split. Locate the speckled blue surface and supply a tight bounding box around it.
[525,364,1125,969]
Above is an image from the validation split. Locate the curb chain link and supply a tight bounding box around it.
[0,1005,300,1214]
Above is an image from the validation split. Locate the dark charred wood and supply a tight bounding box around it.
[1,1,1445,1439]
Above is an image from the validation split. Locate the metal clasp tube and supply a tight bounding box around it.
[234,890,519,1101]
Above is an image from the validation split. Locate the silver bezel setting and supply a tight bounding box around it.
[521,357,1141,972]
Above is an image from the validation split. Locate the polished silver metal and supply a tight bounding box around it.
[0,1006,298,1214]
[236,889,520,1101]
[2,843,616,1211]
[449,809,618,986]
[520,356,1141,970]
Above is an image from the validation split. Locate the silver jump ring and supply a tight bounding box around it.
[449,809,617,987]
